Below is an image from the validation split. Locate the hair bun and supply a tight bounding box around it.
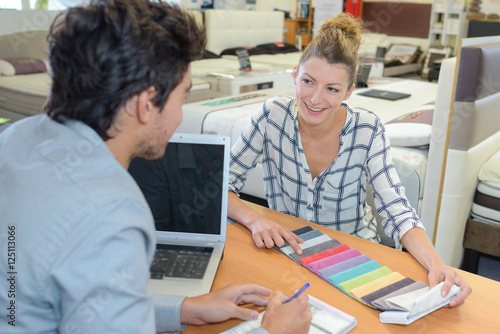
[318,13,363,50]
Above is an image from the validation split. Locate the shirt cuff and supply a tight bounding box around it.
[152,293,186,333]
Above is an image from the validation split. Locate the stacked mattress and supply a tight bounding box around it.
[0,73,210,118]
[471,150,500,226]
[0,73,50,117]
[191,57,294,98]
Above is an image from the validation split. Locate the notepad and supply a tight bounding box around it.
[221,294,357,334]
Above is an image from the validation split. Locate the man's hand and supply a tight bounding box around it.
[180,284,271,325]
[261,291,312,334]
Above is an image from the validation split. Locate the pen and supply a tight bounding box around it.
[285,282,310,303]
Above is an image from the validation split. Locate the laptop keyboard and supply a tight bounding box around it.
[150,245,212,280]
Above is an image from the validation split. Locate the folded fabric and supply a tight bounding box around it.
[349,272,405,303]
[379,282,461,325]
[280,234,331,256]
[310,248,362,274]
[361,277,415,307]
[339,266,393,294]
[299,244,350,267]
[289,239,342,262]
[328,260,382,287]
[371,281,429,311]
[287,229,323,245]
[317,254,370,280]
[292,226,313,236]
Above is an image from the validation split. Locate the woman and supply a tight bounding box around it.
[227,13,471,307]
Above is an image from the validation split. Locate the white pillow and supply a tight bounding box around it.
[0,59,15,76]
[385,123,432,147]
[384,105,434,147]
[478,150,500,188]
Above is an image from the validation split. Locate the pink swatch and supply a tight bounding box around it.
[308,248,362,273]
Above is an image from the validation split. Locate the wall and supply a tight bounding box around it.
[0,9,61,36]
[257,0,296,14]
[480,0,500,17]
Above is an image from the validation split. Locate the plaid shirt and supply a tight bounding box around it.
[229,95,423,249]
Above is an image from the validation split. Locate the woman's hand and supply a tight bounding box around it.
[247,216,304,254]
[227,191,303,254]
[428,262,472,307]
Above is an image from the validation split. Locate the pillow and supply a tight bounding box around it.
[384,105,434,147]
[220,46,268,56]
[201,50,221,59]
[0,57,48,76]
[256,42,299,54]
[478,150,500,188]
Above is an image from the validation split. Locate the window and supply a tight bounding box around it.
[0,0,22,10]
[0,0,77,10]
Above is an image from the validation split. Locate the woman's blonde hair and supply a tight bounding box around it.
[298,13,363,88]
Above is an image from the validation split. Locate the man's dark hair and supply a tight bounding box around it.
[45,0,206,140]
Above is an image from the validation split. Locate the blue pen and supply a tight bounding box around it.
[285,282,310,303]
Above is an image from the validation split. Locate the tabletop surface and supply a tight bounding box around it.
[183,202,500,333]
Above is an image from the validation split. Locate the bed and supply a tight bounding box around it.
[188,9,298,98]
[219,32,391,79]
[190,57,294,98]
[0,11,210,120]
[419,36,500,268]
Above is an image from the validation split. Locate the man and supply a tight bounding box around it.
[0,1,311,333]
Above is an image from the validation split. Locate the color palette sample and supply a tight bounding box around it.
[277,226,429,311]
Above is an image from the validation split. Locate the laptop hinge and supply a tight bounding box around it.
[207,241,215,246]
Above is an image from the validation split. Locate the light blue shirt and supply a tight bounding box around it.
[0,115,184,333]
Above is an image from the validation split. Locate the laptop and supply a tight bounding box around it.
[357,89,411,101]
[356,64,372,88]
[128,133,230,297]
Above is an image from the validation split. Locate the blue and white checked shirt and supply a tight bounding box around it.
[229,95,424,249]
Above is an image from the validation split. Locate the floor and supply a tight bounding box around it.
[476,254,500,282]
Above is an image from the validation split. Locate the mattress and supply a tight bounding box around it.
[177,88,294,135]
[186,78,211,104]
[0,73,50,116]
[192,57,294,98]
[471,150,500,226]
[230,52,385,78]
[0,74,210,118]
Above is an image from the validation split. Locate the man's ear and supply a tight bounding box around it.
[136,86,157,125]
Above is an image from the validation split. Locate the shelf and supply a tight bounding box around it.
[428,0,466,56]
[283,0,313,48]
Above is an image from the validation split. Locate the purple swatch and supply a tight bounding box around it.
[317,254,371,279]
[308,248,362,273]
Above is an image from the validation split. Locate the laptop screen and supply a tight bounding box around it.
[128,140,226,235]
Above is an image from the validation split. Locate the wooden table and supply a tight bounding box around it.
[184,202,500,333]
